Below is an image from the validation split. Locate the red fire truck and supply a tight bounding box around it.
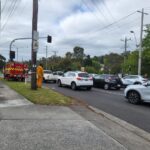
[4,61,28,81]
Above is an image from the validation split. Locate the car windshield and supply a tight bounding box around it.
[44,71,52,74]
[57,72,64,75]
[104,75,119,79]
[78,73,89,78]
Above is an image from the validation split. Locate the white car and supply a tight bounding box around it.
[43,70,56,82]
[57,71,93,90]
[124,80,150,104]
[53,71,64,81]
[122,75,147,86]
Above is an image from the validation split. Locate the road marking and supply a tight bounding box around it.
[0,99,33,108]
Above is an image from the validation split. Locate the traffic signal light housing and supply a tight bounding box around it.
[10,51,15,60]
[47,35,52,43]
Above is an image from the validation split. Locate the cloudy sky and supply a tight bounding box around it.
[0,0,150,61]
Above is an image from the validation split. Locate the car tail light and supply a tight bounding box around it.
[89,77,93,80]
[76,77,82,80]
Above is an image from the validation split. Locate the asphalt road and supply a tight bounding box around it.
[44,83,150,133]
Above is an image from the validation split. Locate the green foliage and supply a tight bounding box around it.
[143,24,150,49]
[73,46,84,60]
[0,54,6,71]
[103,53,123,74]
[85,66,97,73]
[124,51,138,74]
[3,80,72,105]
[83,55,92,66]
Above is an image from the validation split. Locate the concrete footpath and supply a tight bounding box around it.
[0,81,150,150]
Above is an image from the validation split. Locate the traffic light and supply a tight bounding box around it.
[47,35,52,43]
[10,51,15,60]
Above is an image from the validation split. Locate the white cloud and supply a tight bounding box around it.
[0,0,150,61]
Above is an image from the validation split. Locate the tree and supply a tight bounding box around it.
[124,51,138,74]
[143,24,150,49]
[0,54,6,71]
[83,55,92,66]
[73,46,84,60]
[65,52,73,59]
[103,53,123,74]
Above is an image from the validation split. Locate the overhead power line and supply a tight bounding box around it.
[1,0,21,33]
[93,11,137,33]
[1,0,8,13]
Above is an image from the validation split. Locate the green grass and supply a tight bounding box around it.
[2,80,73,105]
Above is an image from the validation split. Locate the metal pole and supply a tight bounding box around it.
[121,37,131,74]
[17,48,18,61]
[31,0,38,90]
[46,46,48,70]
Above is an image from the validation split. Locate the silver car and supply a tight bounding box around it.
[124,80,150,104]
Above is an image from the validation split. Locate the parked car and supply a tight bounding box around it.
[93,74,122,90]
[53,71,64,81]
[121,75,147,86]
[89,73,98,78]
[57,71,93,90]
[43,70,56,82]
[124,80,150,104]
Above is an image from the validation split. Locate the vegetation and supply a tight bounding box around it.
[0,54,6,72]
[2,80,73,105]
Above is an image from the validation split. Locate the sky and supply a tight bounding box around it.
[0,0,150,61]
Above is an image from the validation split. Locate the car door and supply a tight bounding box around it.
[93,75,101,87]
[66,72,75,85]
[61,72,69,85]
[98,75,105,88]
[141,81,150,102]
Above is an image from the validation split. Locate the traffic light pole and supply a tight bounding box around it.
[31,0,38,90]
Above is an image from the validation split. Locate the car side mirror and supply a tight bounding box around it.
[143,83,150,87]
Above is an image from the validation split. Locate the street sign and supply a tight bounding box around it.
[33,40,39,52]
[33,31,39,40]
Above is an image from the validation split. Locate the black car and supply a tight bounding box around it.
[93,74,122,90]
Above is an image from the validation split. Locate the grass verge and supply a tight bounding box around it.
[2,80,73,105]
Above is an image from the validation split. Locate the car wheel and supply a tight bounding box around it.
[71,82,77,90]
[104,84,109,90]
[87,87,92,90]
[127,91,141,104]
[57,80,62,87]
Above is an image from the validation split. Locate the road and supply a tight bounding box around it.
[44,83,150,133]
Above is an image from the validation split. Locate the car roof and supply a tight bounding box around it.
[66,71,88,74]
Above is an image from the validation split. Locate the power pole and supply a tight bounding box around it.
[121,37,131,74]
[137,8,148,75]
[31,0,38,90]
[52,51,58,57]
[17,47,18,61]
[46,46,48,70]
